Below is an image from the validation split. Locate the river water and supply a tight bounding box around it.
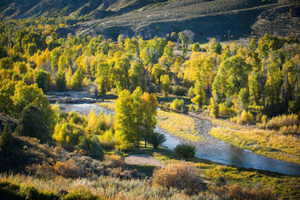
[53,93,300,176]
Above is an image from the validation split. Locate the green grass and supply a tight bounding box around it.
[210,127,300,164]
[158,110,203,142]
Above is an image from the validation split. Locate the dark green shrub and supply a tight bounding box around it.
[175,144,195,159]
[147,132,166,149]
[78,136,104,160]
[62,188,99,200]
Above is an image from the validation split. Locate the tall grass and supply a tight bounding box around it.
[210,127,300,164]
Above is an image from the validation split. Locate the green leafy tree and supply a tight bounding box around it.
[160,74,170,96]
[17,105,51,142]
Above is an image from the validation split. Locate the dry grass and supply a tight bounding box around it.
[210,127,300,164]
[53,160,85,178]
[157,110,202,142]
[0,173,217,200]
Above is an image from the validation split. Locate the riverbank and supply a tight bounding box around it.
[208,117,300,165]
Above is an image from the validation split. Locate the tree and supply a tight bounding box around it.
[160,74,170,96]
[115,90,136,150]
[11,82,50,118]
[35,70,51,92]
[175,144,195,159]
[114,88,157,150]
[55,71,66,91]
[17,105,51,142]
[170,99,185,112]
[147,132,166,149]
[71,68,84,90]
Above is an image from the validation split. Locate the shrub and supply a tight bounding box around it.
[62,187,99,200]
[152,163,207,195]
[174,144,195,159]
[104,154,125,168]
[78,136,104,160]
[147,132,166,149]
[99,129,115,149]
[170,99,185,112]
[53,122,84,148]
[265,114,299,130]
[218,103,235,118]
[53,160,84,178]
[231,111,254,125]
[240,111,254,124]
[279,125,300,135]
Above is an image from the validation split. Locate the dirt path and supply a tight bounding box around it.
[125,154,164,167]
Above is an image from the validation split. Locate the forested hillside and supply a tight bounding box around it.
[1,0,299,41]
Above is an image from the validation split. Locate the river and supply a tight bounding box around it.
[52,92,300,176]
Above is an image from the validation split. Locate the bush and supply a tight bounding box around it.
[231,111,254,125]
[99,129,115,149]
[265,114,299,130]
[152,163,207,195]
[170,99,185,112]
[53,160,84,178]
[174,144,195,159]
[53,122,84,148]
[279,125,300,135]
[147,132,166,149]
[240,111,254,124]
[62,187,99,200]
[218,103,235,118]
[78,136,104,160]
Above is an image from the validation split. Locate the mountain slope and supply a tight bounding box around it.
[1,0,299,42]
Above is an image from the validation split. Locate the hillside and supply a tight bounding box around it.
[1,0,299,41]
